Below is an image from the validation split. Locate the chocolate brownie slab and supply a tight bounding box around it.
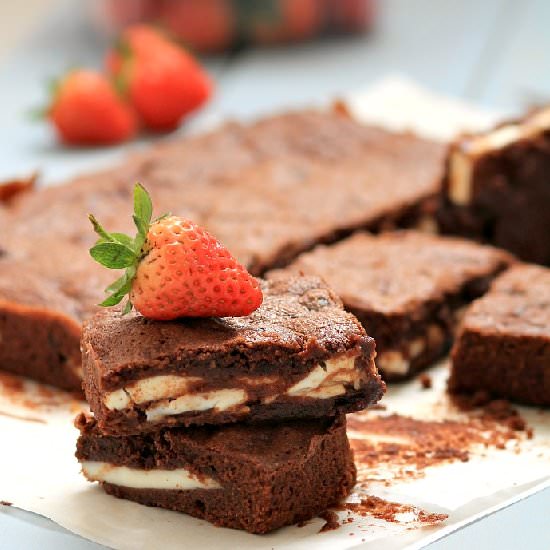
[275,232,512,380]
[0,108,445,391]
[75,413,355,533]
[449,265,550,405]
[82,276,384,434]
[438,107,550,265]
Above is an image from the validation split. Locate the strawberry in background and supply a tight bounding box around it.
[46,69,136,146]
[106,25,213,132]
[160,0,235,53]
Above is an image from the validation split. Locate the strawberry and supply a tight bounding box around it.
[106,25,212,132]
[159,0,235,53]
[47,69,136,146]
[88,183,263,320]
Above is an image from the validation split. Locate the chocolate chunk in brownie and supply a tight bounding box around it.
[438,107,550,265]
[449,265,550,406]
[75,413,355,534]
[82,276,384,434]
[274,231,512,380]
[0,108,445,391]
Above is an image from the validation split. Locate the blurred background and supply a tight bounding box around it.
[1,0,549,183]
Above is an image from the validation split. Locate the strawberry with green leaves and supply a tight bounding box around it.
[89,184,263,320]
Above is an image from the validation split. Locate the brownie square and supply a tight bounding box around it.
[75,413,355,534]
[449,265,550,405]
[438,107,550,265]
[0,108,445,391]
[82,276,384,434]
[275,231,512,380]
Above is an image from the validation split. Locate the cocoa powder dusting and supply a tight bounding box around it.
[0,372,84,411]
[345,496,447,525]
[348,411,526,487]
[451,391,529,433]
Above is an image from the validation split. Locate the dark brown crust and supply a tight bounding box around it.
[76,414,356,534]
[437,112,550,265]
[0,109,444,390]
[273,231,513,380]
[82,276,384,433]
[449,265,550,405]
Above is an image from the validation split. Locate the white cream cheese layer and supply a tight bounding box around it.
[145,388,247,422]
[377,324,445,375]
[285,356,359,399]
[103,355,360,420]
[81,461,220,490]
[449,107,550,206]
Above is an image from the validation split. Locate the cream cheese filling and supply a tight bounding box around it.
[81,461,220,490]
[377,324,446,375]
[103,355,360,420]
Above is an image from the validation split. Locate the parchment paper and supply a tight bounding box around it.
[1,78,548,550]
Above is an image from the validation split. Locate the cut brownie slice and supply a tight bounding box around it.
[75,413,356,534]
[82,276,384,434]
[274,231,512,380]
[0,108,445,391]
[438,107,550,265]
[449,265,550,406]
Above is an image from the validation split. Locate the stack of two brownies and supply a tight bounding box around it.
[75,276,385,534]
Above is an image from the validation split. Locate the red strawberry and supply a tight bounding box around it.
[105,24,172,75]
[47,69,136,145]
[88,183,263,320]
[159,0,235,53]
[107,25,212,132]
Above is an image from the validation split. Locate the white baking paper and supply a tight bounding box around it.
[0,78,548,550]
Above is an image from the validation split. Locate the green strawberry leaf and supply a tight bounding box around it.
[134,183,153,228]
[99,293,125,307]
[121,299,133,315]
[99,276,133,307]
[89,214,113,242]
[89,183,159,311]
[90,242,136,269]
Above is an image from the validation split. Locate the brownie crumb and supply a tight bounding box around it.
[0,501,12,506]
[419,374,432,389]
[345,496,447,525]
[348,411,526,486]
[451,392,530,433]
[319,510,340,532]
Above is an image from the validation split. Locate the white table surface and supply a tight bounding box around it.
[0,1,548,548]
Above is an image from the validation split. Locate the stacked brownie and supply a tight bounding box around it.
[76,276,385,533]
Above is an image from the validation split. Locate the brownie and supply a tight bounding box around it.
[449,265,550,406]
[438,107,550,265]
[0,108,445,391]
[274,231,512,380]
[82,276,384,434]
[75,413,355,533]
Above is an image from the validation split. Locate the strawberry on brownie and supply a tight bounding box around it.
[82,185,384,434]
